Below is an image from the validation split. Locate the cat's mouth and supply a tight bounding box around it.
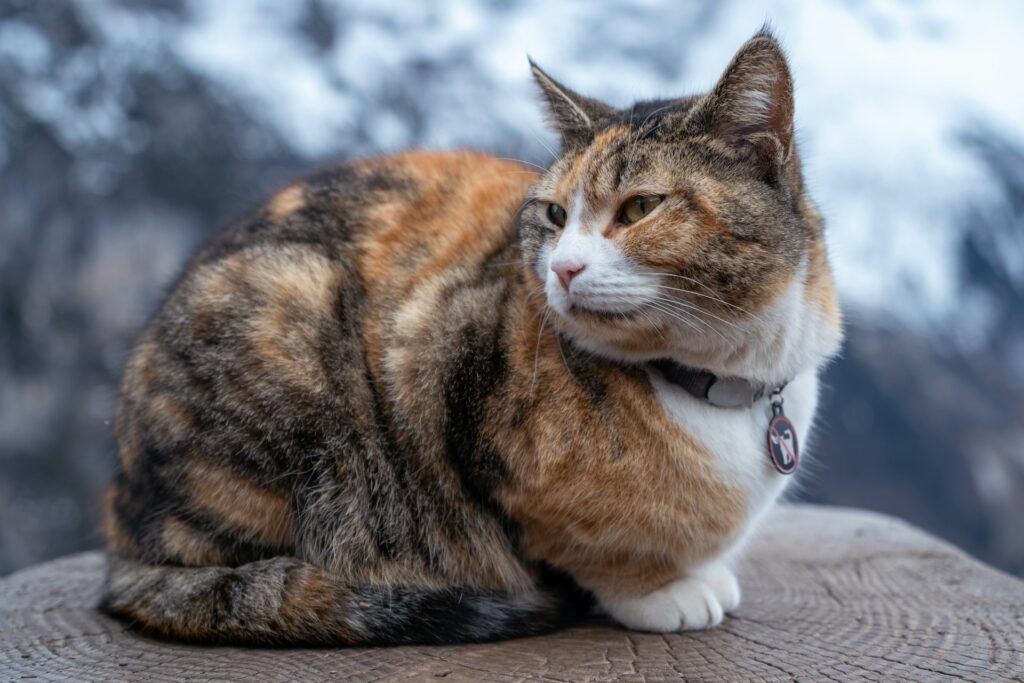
[568,303,640,321]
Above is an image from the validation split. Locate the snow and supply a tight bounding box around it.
[53,0,1024,327]
[175,1,359,155]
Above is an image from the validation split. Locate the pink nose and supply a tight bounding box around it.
[551,259,586,290]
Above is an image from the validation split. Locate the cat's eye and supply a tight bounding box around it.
[546,203,567,228]
[619,195,663,224]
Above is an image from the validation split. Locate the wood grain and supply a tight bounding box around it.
[2,505,1022,682]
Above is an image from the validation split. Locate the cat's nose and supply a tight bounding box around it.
[551,258,586,290]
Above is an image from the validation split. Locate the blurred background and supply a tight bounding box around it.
[1,0,1022,577]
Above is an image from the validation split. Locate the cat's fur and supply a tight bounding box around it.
[100,30,842,645]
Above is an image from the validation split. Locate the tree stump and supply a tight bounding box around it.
[1,505,1022,681]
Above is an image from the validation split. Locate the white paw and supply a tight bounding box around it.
[602,564,741,632]
[693,562,741,613]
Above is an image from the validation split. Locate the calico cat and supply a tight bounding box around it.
[100,30,842,645]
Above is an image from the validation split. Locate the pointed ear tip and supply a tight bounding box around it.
[528,62,547,83]
[755,21,777,39]
[731,27,791,77]
[747,25,786,54]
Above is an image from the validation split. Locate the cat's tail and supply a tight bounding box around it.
[100,555,590,645]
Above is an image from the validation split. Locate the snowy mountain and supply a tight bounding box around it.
[1,0,1022,574]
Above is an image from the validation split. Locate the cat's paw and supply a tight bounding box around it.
[693,562,740,613]
[602,564,740,632]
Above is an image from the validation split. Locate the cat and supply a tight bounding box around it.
[100,29,842,645]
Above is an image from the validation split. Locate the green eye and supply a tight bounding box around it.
[546,203,567,228]
[620,195,663,224]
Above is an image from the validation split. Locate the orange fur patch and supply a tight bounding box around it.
[162,516,223,566]
[354,151,537,379]
[805,228,842,333]
[277,565,351,638]
[184,458,296,547]
[357,151,537,294]
[196,246,342,391]
[493,291,746,599]
[554,126,630,218]
[267,184,306,221]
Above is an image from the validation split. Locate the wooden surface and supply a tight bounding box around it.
[1,505,1022,682]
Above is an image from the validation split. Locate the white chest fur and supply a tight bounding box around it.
[649,367,820,555]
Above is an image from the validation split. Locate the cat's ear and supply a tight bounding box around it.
[530,59,614,152]
[692,29,795,165]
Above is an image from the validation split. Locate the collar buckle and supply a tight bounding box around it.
[706,376,764,408]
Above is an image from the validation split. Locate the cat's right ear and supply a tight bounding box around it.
[686,30,796,168]
[530,59,614,152]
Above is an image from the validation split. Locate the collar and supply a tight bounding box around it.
[650,358,783,409]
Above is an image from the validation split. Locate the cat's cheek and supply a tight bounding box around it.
[546,281,570,315]
[532,240,554,284]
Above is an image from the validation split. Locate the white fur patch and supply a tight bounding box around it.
[541,187,659,319]
[650,366,818,556]
[646,262,835,561]
[602,561,741,632]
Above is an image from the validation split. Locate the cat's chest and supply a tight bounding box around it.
[648,368,820,514]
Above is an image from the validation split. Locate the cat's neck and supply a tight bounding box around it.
[669,257,843,385]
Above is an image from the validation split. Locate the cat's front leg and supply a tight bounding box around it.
[598,562,741,632]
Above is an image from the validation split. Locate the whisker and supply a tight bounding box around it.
[577,282,737,319]
[530,129,559,163]
[654,284,766,324]
[494,157,549,173]
[643,300,706,336]
[635,307,667,342]
[635,270,768,324]
[643,294,744,332]
[567,292,729,339]
[525,286,547,303]
[635,270,723,297]
[646,299,742,347]
[645,299,733,345]
[554,332,573,377]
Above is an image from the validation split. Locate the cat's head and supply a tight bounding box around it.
[519,30,842,381]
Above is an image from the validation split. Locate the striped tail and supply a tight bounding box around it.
[100,555,590,645]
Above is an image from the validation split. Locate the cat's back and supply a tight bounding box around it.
[198,150,537,287]
[104,150,538,566]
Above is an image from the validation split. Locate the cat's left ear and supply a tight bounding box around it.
[690,30,795,166]
[530,59,615,152]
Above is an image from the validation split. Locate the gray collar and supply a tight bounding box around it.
[650,358,782,409]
